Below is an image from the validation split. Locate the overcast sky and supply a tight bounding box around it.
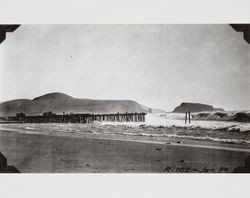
[0,25,249,111]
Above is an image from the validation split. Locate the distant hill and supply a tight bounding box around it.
[173,102,224,113]
[0,92,153,116]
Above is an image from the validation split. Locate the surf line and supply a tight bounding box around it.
[1,128,250,153]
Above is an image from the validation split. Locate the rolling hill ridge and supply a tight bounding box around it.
[0,92,153,116]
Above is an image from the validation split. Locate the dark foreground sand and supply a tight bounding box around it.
[0,130,249,173]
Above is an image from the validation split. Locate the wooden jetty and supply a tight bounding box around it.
[1,112,147,124]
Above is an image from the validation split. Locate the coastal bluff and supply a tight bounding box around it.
[173,102,224,113]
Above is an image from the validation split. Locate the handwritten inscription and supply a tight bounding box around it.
[163,166,229,173]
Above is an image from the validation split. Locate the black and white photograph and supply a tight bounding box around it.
[0,24,250,173]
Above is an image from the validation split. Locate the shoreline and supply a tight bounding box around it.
[0,129,250,173]
[1,128,250,153]
[0,129,250,153]
[1,123,250,151]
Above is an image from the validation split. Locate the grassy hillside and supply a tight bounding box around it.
[0,92,147,116]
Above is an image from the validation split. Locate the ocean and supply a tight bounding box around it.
[1,113,250,146]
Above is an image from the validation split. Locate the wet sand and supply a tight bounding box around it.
[0,130,249,173]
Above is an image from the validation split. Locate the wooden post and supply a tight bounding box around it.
[188,111,191,124]
[185,112,187,124]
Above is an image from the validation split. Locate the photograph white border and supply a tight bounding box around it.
[0,0,250,197]
[0,0,250,24]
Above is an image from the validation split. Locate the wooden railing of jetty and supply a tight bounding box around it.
[1,112,146,123]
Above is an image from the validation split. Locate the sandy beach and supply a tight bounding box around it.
[0,128,249,173]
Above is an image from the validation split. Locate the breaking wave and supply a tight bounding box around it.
[1,112,250,146]
[191,111,250,122]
